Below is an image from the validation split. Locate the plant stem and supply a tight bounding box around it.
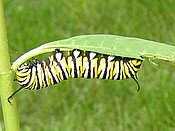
[0,0,20,131]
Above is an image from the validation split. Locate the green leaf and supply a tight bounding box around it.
[11,34,175,70]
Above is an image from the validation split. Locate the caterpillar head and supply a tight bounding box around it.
[17,63,30,72]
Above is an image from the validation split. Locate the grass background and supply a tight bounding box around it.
[1,0,175,130]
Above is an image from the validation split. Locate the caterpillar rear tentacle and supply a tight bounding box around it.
[132,76,140,91]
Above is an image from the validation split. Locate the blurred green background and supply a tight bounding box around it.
[1,0,175,130]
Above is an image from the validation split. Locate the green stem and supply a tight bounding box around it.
[0,0,20,131]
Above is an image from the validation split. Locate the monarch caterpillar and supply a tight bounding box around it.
[8,49,143,103]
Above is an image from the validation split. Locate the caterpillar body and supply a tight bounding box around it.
[8,49,143,103]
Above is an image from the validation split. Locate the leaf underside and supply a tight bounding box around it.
[12,34,175,70]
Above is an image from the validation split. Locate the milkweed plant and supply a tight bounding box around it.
[0,2,175,131]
